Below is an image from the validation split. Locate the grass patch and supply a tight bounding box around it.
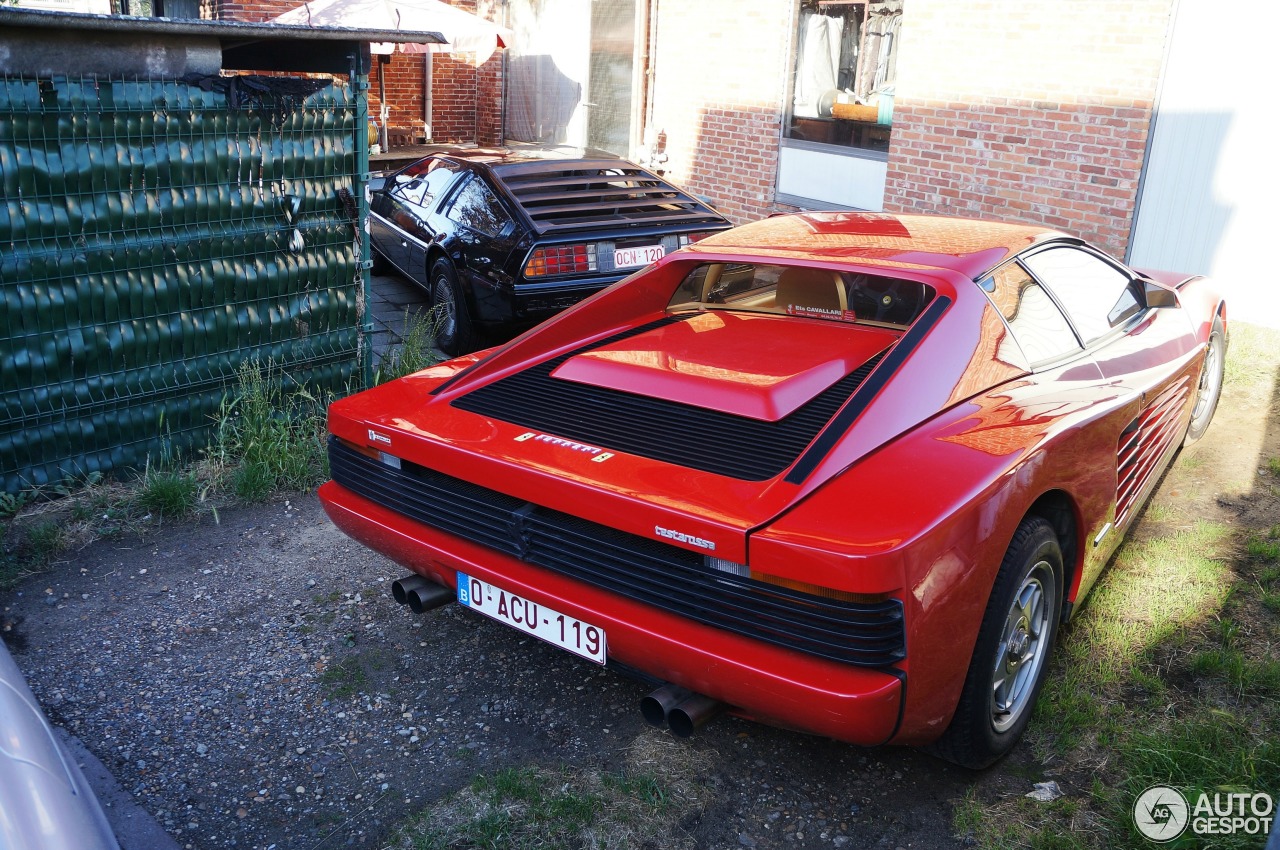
[137,463,199,519]
[1062,521,1232,687]
[1221,321,1279,388]
[954,791,1096,850]
[376,307,446,384]
[0,520,67,588]
[318,655,368,699]
[210,360,329,502]
[1116,712,1280,850]
[394,733,710,850]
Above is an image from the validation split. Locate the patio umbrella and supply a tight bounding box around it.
[270,0,511,66]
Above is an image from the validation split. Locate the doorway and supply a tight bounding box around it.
[504,0,643,156]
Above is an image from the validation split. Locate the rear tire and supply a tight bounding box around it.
[430,258,475,356]
[370,247,390,276]
[1184,314,1225,445]
[930,517,1063,769]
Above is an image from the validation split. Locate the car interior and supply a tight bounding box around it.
[668,262,933,327]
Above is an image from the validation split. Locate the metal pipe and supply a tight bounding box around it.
[407,582,454,614]
[667,693,723,737]
[391,574,431,606]
[639,684,693,727]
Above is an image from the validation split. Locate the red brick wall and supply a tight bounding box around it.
[217,0,502,144]
[884,0,1173,256]
[372,54,426,136]
[648,0,794,224]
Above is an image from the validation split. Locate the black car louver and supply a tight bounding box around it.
[329,437,906,667]
[450,314,889,481]
[492,158,726,234]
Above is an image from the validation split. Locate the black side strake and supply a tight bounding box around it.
[783,295,952,484]
[452,314,889,481]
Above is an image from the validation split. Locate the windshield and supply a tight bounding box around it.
[667,262,934,327]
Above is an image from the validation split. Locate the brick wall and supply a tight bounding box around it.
[649,0,794,224]
[216,0,502,144]
[884,0,1173,256]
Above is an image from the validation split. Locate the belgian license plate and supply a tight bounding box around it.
[614,244,665,268]
[456,572,607,664]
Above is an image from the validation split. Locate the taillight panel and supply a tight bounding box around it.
[524,244,599,278]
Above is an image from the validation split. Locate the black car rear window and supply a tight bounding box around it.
[667,262,934,327]
[445,175,512,237]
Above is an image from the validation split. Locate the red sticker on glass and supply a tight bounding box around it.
[784,305,859,322]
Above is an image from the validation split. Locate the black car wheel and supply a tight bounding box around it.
[370,247,390,276]
[1184,314,1225,445]
[931,517,1063,769]
[430,258,474,356]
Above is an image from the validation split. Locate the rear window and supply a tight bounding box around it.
[667,262,934,327]
[390,157,461,210]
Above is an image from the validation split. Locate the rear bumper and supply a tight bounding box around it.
[470,276,610,328]
[319,480,904,746]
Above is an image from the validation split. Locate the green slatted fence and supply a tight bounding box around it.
[0,74,368,493]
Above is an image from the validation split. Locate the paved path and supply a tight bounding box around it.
[368,272,432,362]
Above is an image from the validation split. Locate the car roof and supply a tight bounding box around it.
[688,212,1071,281]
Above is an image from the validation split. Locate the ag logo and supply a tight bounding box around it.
[1134,785,1190,842]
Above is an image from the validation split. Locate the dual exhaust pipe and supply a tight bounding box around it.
[391,573,453,613]
[641,683,724,737]
[392,574,724,736]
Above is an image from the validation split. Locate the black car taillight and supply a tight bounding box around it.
[524,244,599,278]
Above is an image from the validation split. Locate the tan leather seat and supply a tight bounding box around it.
[775,267,847,315]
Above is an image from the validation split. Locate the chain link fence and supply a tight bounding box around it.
[1,73,368,492]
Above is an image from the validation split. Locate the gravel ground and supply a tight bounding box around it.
[2,496,1010,849]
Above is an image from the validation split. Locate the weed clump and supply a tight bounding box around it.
[210,361,329,502]
[376,306,446,384]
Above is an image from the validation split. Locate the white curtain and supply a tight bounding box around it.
[792,13,841,118]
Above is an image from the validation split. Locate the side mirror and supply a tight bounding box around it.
[1143,278,1179,308]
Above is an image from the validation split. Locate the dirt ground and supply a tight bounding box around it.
[3,324,1277,850]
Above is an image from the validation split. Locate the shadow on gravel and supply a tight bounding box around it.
[1,496,980,850]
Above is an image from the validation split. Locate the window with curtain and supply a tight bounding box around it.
[785,0,903,154]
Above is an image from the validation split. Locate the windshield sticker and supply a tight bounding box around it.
[784,304,859,322]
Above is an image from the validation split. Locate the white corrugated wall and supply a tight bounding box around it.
[1129,1,1280,327]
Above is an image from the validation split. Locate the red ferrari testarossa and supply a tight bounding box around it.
[320,212,1226,767]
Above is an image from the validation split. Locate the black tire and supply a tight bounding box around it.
[1184,314,1225,445]
[370,247,390,276]
[930,517,1063,769]
[429,258,474,356]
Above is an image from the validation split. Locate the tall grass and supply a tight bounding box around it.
[375,306,446,384]
[210,360,330,502]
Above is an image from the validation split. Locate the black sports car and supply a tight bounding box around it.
[368,151,732,354]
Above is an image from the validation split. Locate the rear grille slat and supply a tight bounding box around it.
[521,520,898,633]
[329,452,523,557]
[329,438,905,667]
[452,317,887,481]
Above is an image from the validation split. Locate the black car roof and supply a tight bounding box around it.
[444,155,728,235]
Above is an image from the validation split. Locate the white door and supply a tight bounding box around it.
[504,0,642,156]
